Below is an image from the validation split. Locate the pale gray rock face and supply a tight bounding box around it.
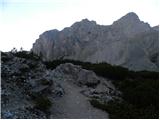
[112,12,151,37]
[52,63,100,86]
[32,12,159,71]
[152,25,159,31]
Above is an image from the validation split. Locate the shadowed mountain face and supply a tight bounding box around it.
[32,12,159,71]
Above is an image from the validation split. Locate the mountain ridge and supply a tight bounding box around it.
[32,12,159,71]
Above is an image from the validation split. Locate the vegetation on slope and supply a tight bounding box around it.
[3,50,158,119]
[44,59,158,80]
[90,78,159,118]
[13,51,41,61]
[44,59,159,119]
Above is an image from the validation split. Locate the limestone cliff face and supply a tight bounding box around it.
[152,25,159,31]
[32,12,159,71]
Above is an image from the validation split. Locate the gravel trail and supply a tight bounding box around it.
[50,79,109,119]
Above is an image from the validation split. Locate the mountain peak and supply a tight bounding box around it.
[113,12,140,25]
[112,12,151,37]
[123,12,139,20]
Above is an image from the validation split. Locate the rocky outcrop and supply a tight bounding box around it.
[50,63,119,103]
[53,63,100,86]
[32,12,159,71]
[1,52,64,118]
[49,63,119,118]
[1,51,118,119]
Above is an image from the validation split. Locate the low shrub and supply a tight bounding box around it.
[34,96,52,112]
[128,71,159,80]
[29,92,52,112]
[1,56,11,62]
[44,59,130,80]
[114,79,159,109]
[14,51,41,61]
[1,52,12,62]
[44,59,158,80]
[89,99,108,111]
[90,78,159,119]
[40,79,53,86]
[89,99,159,119]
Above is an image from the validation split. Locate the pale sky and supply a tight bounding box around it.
[0,0,159,51]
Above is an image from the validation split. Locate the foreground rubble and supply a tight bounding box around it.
[1,51,119,119]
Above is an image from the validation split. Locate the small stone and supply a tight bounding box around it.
[3,111,14,119]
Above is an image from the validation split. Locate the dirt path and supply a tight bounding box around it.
[50,80,109,119]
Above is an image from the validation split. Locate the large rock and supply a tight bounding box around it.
[51,63,119,103]
[32,12,159,71]
[52,63,100,86]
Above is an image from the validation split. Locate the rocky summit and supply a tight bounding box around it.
[32,12,159,71]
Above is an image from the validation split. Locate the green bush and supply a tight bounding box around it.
[1,52,12,62]
[34,96,52,111]
[29,92,52,112]
[85,81,100,88]
[115,79,159,109]
[90,99,159,119]
[89,99,108,111]
[90,79,159,119]
[128,71,159,80]
[106,100,159,119]
[14,51,41,61]
[40,79,53,86]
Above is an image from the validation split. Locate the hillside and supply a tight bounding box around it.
[1,51,159,118]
